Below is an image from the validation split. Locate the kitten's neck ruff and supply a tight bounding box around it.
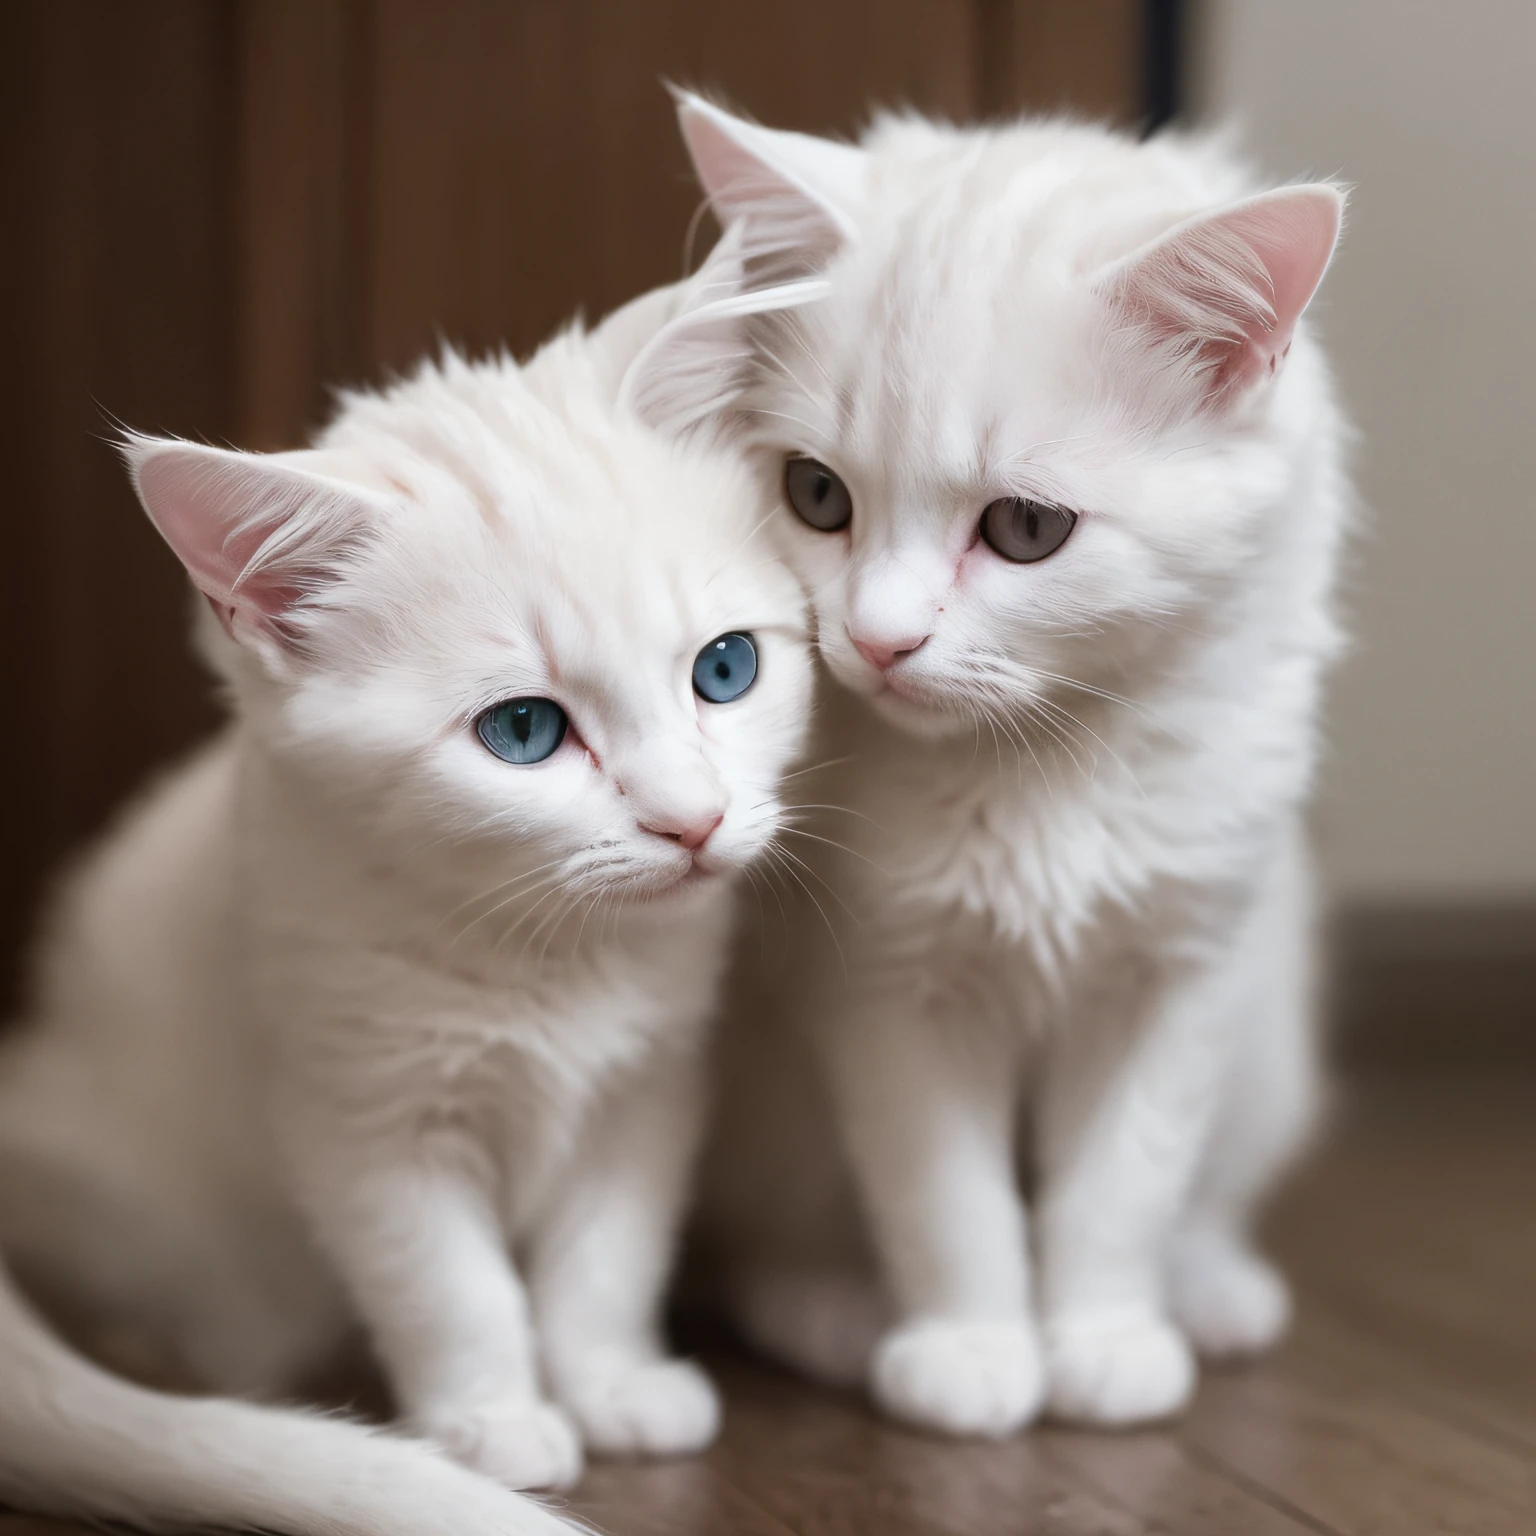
[812,530,1336,969]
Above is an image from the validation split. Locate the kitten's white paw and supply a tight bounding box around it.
[564,1358,721,1459]
[1168,1233,1291,1360]
[871,1317,1044,1438]
[1045,1310,1195,1426]
[421,1398,584,1490]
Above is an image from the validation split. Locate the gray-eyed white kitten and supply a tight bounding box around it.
[679,96,1348,1436]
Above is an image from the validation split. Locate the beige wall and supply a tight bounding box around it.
[1204,0,1536,903]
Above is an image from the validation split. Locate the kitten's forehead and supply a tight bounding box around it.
[764,126,1249,499]
[322,350,793,703]
[488,415,774,646]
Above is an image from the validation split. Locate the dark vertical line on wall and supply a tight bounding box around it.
[1142,0,1183,135]
[973,0,1015,120]
[0,2,46,1011]
[972,2,1143,130]
[344,0,377,381]
[213,0,242,444]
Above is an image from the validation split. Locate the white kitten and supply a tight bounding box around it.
[0,240,817,1533]
[677,98,1349,1434]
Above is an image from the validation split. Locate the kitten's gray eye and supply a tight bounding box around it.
[785,456,852,532]
[979,497,1077,563]
[477,698,567,764]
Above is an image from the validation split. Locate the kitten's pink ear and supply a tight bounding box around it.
[672,89,863,271]
[1098,183,1345,407]
[122,435,384,652]
[621,223,828,434]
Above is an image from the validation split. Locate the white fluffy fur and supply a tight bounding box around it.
[0,251,814,1530]
[677,99,1350,1433]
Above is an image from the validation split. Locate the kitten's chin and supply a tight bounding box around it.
[628,862,726,905]
[861,683,978,741]
[824,651,976,741]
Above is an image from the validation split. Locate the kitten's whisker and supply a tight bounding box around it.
[978,680,1050,794]
[979,707,1018,784]
[1013,694,1091,781]
[496,879,572,955]
[769,318,840,397]
[1036,695,1145,797]
[745,856,792,951]
[779,802,883,828]
[754,846,792,934]
[741,859,769,937]
[745,405,828,440]
[572,887,603,952]
[1029,668,1145,715]
[996,430,1097,465]
[449,872,565,946]
[763,845,847,977]
[771,843,860,925]
[754,336,839,405]
[441,859,567,935]
[778,755,854,783]
[775,825,886,874]
[531,888,585,967]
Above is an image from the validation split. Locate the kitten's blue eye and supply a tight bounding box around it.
[693,633,758,704]
[476,698,567,764]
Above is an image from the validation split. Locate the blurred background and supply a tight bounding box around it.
[1,1,1532,1068]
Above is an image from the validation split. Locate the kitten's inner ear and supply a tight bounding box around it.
[673,90,864,273]
[1098,183,1345,407]
[123,436,385,652]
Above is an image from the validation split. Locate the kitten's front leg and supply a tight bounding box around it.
[288,1134,583,1490]
[824,991,1043,1437]
[1170,831,1317,1360]
[1036,947,1237,1427]
[528,1046,720,1460]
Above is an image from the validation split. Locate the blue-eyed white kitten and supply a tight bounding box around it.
[0,240,818,1533]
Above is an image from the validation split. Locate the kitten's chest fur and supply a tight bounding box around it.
[255,873,726,1230]
[818,694,1301,1014]
[415,954,701,1219]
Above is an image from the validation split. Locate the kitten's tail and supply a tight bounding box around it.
[0,1260,580,1536]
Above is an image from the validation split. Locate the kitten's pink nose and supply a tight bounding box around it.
[643,812,723,852]
[850,631,930,672]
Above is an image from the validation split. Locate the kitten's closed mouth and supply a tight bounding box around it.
[866,674,978,740]
[634,862,722,904]
[862,658,937,709]
[874,669,943,715]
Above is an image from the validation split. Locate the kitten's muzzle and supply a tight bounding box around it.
[848,628,931,674]
[639,812,723,852]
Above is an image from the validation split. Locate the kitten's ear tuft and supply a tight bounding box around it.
[672,88,863,273]
[1098,183,1345,408]
[621,224,828,435]
[122,435,386,654]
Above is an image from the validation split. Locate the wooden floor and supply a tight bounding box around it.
[4,1071,1534,1536]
